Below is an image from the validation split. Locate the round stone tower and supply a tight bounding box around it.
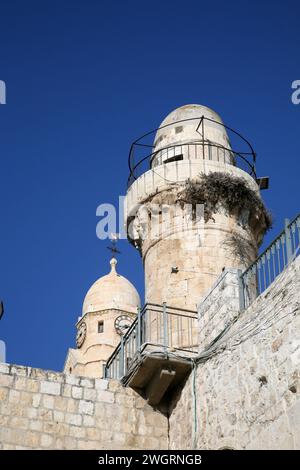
[64,258,140,378]
[125,104,269,311]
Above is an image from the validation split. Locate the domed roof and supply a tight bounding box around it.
[82,258,141,315]
[158,104,223,128]
[152,104,230,164]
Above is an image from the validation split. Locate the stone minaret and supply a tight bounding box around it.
[64,258,140,378]
[125,104,269,311]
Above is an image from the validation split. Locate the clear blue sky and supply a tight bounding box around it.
[0,0,299,372]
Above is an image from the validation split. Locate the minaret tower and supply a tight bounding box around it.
[124,104,269,311]
[64,257,140,378]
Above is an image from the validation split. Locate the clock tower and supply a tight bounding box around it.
[64,257,140,378]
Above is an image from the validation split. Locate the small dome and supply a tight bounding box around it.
[151,104,232,167]
[158,104,223,129]
[82,258,141,315]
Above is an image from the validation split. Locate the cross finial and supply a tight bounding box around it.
[107,233,121,256]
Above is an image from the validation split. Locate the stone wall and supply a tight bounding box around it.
[1,261,299,451]
[169,256,300,449]
[198,268,242,349]
[0,364,168,450]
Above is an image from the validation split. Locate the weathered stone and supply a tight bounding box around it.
[42,395,55,409]
[0,363,10,374]
[0,374,13,387]
[96,390,114,404]
[71,386,82,400]
[78,400,94,415]
[65,413,82,426]
[0,387,8,401]
[40,381,61,396]
[83,388,97,401]
[41,433,53,448]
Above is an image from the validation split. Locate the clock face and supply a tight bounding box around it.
[76,322,87,348]
[114,315,133,336]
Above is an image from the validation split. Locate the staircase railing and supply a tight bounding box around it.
[240,214,300,309]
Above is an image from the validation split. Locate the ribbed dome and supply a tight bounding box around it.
[82,258,141,315]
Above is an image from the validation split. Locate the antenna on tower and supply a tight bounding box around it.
[107,233,121,256]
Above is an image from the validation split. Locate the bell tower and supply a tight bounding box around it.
[124,104,270,311]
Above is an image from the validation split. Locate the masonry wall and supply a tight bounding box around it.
[169,256,300,450]
[0,365,168,450]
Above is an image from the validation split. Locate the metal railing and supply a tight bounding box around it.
[127,115,257,187]
[104,303,198,380]
[241,214,300,309]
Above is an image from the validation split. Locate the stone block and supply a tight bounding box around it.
[65,413,82,426]
[42,394,55,409]
[78,400,94,415]
[11,416,29,430]
[0,363,10,374]
[71,386,83,399]
[27,407,38,419]
[54,396,67,411]
[29,420,43,432]
[65,374,80,386]
[32,393,41,408]
[67,398,78,414]
[80,378,94,388]
[53,410,65,423]
[26,379,39,393]
[83,415,95,427]
[40,381,61,396]
[0,387,8,401]
[21,391,33,405]
[96,390,114,404]
[69,425,86,439]
[77,439,99,450]
[0,374,13,387]
[83,388,97,401]
[95,378,108,390]
[41,433,54,448]
[10,365,28,376]
[62,384,72,397]
[86,427,101,440]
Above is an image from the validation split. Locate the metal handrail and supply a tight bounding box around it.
[241,214,300,309]
[127,115,257,187]
[104,302,198,379]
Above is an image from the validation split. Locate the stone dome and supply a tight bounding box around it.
[154,104,228,149]
[82,258,141,315]
[151,103,232,167]
[159,104,223,128]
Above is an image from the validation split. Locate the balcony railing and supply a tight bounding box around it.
[103,303,198,380]
[127,115,257,187]
[241,214,300,309]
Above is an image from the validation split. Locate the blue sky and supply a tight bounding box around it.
[0,0,299,371]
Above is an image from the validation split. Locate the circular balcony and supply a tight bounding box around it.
[127,116,257,188]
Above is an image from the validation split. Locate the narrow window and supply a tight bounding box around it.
[98,321,104,333]
[164,154,183,164]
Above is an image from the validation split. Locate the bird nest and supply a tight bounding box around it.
[178,172,272,233]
